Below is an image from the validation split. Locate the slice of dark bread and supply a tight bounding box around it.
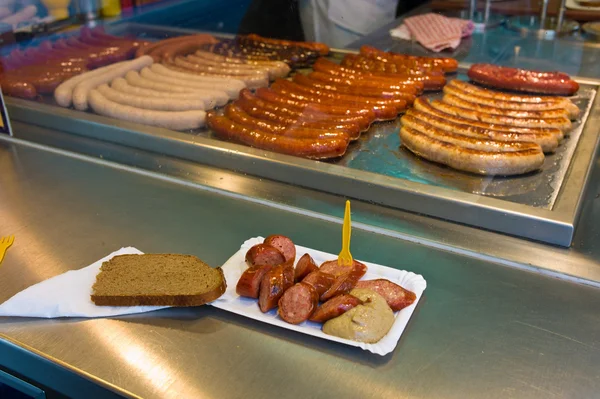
[91,254,226,307]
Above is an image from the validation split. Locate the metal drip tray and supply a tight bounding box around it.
[507,15,579,39]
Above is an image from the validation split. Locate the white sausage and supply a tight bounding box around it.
[55,63,123,107]
[173,57,269,89]
[96,84,206,111]
[140,67,228,106]
[150,63,245,99]
[72,55,154,111]
[111,78,212,100]
[125,71,197,94]
[88,89,206,131]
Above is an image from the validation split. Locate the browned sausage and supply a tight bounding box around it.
[206,112,350,160]
[319,259,368,278]
[278,282,319,324]
[302,271,336,297]
[263,235,296,262]
[359,45,459,73]
[259,264,286,313]
[245,244,286,268]
[309,294,362,323]
[246,33,330,56]
[224,103,353,141]
[355,279,417,311]
[282,259,295,291]
[294,253,319,282]
[309,71,422,93]
[236,264,273,299]
[320,264,367,302]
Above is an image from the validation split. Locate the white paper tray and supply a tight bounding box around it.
[209,237,427,356]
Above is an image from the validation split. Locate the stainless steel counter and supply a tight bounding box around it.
[1,137,600,398]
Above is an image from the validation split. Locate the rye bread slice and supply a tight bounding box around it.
[91,254,226,307]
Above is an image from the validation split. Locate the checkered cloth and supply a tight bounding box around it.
[390,13,474,52]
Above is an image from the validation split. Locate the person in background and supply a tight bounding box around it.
[238,0,426,46]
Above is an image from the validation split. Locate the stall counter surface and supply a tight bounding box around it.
[1,134,600,398]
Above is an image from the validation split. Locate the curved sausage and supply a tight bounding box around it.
[468,63,579,96]
[111,77,212,100]
[355,279,416,311]
[319,259,368,278]
[88,90,206,130]
[293,73,417,103]
[400,114,543,153]
[359,45,459,73]
[236,264,273,298]
[434,99,571,132]
[400,126,545,176]
[224,104,351,141]
[404,108,559,153]
[125,71,198,94]
[233,99,361,138]
[443,81,579,120]
[309,294,362,323]
[254,87,376,121]
[294,253,319,282]
[278,282,319,324]
[173,57,269,89]
[302,271,336,297]
[245,243,286,267]
[136,34,217,60]
[447,80,580,118]
[413,97,564,140]
[206,112,349,160]
[194,50,291,77]
[342,54,445,76]
[309,71,422,92]
[269,82,398,120]
[246,33,330,55]
[96,84,207,111]
[259,264,286,312]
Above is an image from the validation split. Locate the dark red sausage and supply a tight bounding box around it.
[259,264,286,313]
[224,104,353,141]
[263,235,296,263]
[359,45,459,73]
[282,259,295,291]
[0,78,37,99]
[206,112,349,160]
[467,64,579,96]
[320,264,367,302]
[319,259,368,278]
[236,264,273,298]
[278,282,319,324]
[245,244,286,268]
[294,253,319,282]
[355,279,417,311]
[302,271,335,297]
[309,294,362,323]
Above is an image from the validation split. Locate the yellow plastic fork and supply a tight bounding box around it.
[0,235,14,265]
[338,200,353,267]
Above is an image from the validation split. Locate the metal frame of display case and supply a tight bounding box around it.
[5,23,600,247]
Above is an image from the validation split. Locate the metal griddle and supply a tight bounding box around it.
[5,22,600,246]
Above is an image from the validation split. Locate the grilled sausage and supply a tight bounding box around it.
[359,45,458,73]
[264,235,296,263]
[259,264,286,312]
[400,126,545,176]
[294,253,319,282]
[309,294,362,323]
[236,264,274,298]
[302,271,336,297]
[320,259,368,278]
[245,243,286,267]
[355,279,416,311]
[278,282,319,324]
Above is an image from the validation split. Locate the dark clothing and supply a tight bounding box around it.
[237,0,305,41]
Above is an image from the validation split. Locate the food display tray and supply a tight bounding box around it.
[212,237,427,356]
[5,22,600,247]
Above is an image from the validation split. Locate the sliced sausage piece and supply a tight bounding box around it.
[245,244,286,268]
[294,253,319,282]
[319,259,368,278]
[258,264,286,313]
[282,259,295,291]
[309,294,362,323]
[236,264,273,298]
[264,235,296,263]
[355,279,417,311]
[320,265,367,302]
[302,271,335,297]
[278,282,319,324]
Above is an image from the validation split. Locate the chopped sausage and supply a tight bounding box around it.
[245,244,286,268]
[355,279,416,311]
[236,264,273,298]
[319,259,368,278]
[278,282,319,324]
[309,294,362,323]
[258,264,286,313]
[320,265,367,302]
[302,271,335,297]
[264,235,296,263]
[294,253,319,282]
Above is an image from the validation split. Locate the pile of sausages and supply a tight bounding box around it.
[203,34,330,69]
[399,79,580,176]
[206,49,457,159]
[0,27,148,99]
[236,235,416,328]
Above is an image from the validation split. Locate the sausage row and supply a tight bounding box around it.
[399,80,580,176]
[236,235,417,338]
